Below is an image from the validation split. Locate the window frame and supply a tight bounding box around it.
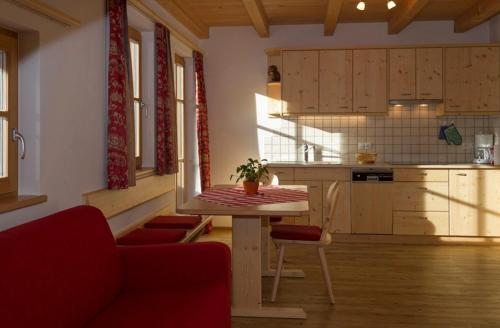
[0,27,18,197]
[128,26,142,170]
[175,54,186,205]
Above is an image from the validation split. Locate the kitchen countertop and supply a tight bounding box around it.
[266,161,500,169]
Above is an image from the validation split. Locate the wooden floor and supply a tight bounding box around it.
[199,229,500,328]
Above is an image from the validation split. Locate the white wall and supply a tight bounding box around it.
[201,21,490,227]
[0,0,201,232]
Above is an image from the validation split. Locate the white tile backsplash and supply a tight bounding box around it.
[263,104,498,164]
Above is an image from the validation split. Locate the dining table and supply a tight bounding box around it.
[177,184,309,319]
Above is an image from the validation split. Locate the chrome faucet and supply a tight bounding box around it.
[304,144,315,162]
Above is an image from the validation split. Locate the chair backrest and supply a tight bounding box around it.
[321,181,340,242]
[262,172,280,186]
[0,205,123,328]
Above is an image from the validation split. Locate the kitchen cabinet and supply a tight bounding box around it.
[393,182,449,212]
[295,180,323,227]
[353,49,388,113]
[393,211,449,236]
[444,47,500,113]
[323,181,351,233]
[282,50,319,114]
[394,168,448,182]
[416,48,443,99]
[450,170,500,237]
[389,48,416,100]
[319,50,353,113]
[351,182,393,234]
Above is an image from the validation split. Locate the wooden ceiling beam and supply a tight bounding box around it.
[388,0,431,34]
[324,0,343,36]
[241,0,269,38]
[454,0,500,33]
[157,0,209,39]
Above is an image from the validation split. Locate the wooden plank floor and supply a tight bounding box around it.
[199,229,500,328]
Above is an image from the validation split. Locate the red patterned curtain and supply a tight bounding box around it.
[155,23,178,175]
[106,0,135,189]
[193,51,211,192]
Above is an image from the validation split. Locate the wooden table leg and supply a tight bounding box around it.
[260,216,306,279]
[232,215,306,319]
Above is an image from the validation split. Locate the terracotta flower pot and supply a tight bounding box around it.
[243,180,259,195]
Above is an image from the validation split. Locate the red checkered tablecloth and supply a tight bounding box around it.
[195,186,309,207]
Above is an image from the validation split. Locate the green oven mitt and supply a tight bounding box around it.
[444,123,462,145]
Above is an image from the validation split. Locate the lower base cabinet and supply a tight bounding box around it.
[351,183,393,234]
[323,181,351,233]
[393,211,449,236]
[450,170,500,237]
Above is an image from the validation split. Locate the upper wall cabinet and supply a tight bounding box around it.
[319,50,353,113]
[416,48,443,100]
[444,47,500,113]
[282,51,319,114]
[389,48,443,101]
[389,48,416,100]
[353,49,388,113]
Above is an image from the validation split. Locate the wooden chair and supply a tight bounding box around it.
[270,181,340,304]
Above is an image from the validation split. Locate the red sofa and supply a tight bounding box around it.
[0,205,231,328]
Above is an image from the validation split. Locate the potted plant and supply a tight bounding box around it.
[230,158,269,195]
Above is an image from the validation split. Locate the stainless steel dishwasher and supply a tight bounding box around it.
[351,168,394,234]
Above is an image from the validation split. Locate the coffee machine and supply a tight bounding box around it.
[473,134,494,164]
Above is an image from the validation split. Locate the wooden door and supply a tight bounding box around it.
[322,181,351,233]
[282,50,319,114]
[416,48,443,100]
[353,49,388,113]
[445,47,500,112]
[351,183,393,234]
[389,48,416,100]
[319,50,353,113]
[450,170,500,237]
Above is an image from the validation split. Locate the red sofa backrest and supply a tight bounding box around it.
[0,206,123,328]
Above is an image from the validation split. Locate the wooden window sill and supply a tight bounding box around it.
[0,194,48,214]
[136,167,155,180]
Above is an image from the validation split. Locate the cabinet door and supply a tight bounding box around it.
[445,47,500,112]
[282,51,319,114]
[416,48,443,99]
[351,183,393,234]
[353,49,388,113]
[319,50,353,113]
[323,181,351,233]
[392,182,449,212]
[450,170,500,236]
[295,180,323,226]
[389,48,416,100]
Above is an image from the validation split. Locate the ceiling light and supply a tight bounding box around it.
[387,1,397,9]
[356,1,365,11]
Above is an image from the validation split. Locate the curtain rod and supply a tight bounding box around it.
[127,0,203,53]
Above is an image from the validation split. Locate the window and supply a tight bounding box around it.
[175,55,185,205]
[0,28,18,196]
[129,27,142,169]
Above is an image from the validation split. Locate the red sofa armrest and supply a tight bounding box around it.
[119,242,231,291]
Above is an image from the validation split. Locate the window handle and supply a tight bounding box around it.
[12,128,26,160]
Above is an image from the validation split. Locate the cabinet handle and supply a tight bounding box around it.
[418,173,428,176]
[456,173,467,176]
[420,93,432,96]
[400,93,413,96]
[339,106,349,109]
[449,105,461,108]
[417,187,428,190]
[358,106,368,109]
[305,106,316,110]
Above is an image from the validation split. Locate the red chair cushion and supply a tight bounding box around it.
[117,229,186,246]
[86,283,229,328]
[270,216,282,223]
[145,215,202,229]
[271,224,322,241]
